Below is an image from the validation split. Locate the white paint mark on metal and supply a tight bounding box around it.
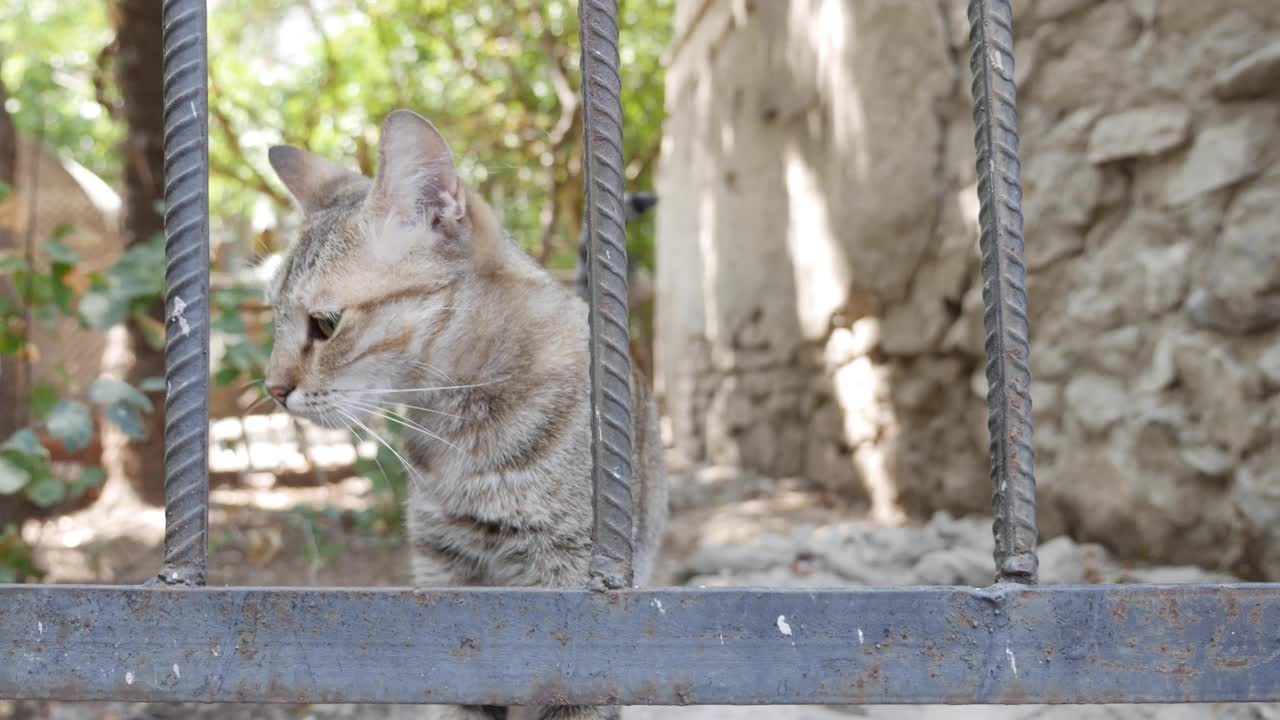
[125,671,135,686]
[652,599,665,615]
[170,296,191,337]
[776,615,793,637]
[1006,647,1018,676]
[173,664,180,679]
[857,628,864,645]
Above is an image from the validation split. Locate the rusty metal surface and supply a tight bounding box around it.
[157,0,210,587]
[579,0,635,591]
[2,584,1278,704]
[967,0,1039,585]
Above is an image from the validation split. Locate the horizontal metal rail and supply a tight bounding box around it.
[3,584,1279,705]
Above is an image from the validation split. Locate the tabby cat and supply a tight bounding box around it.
[263,109,667,720]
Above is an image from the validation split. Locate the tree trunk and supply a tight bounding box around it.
[113,0,169,505]
[0,58,34,529]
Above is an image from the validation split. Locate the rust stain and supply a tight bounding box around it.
[549,629,572,647]
[674,681,697,705]
[1111,600,1127,621]
[1212,657,1251,671]
[1247,604,1263,626]
[451,637,480,660]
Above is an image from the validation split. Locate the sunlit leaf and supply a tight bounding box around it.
[2,429,46,457]
[89,378,154,412]
[24,476,65,507]
[44,239,80,265]
[0,457,29,495]
[46,400,93,453]
[104,402,146,440]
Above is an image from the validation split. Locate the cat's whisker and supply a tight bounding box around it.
[336,408,424,486]
[409,360,454,383]
[243,394,274,415]
[345,399,462,453]
[345,394,464,421]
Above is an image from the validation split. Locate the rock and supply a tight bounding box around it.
[1088,326,1145,375]
[1186,288,1280,335]
[1261,339,1280,390]
[1207,174,1280,300]
[1037,536,1111,585]
[909,547,994,586]
[1087,105,1192,164]
[1026,226,1085,272]
[1179,445,1234,478]
[1024,152,1104,228]
[1213,41,1280,99]
[1038,0,1099,21]
[1065,374,1129,433]
[1139,243,1191,314]
[880,301,949,356]
[1139,332,1177,393]
[823,318,880,368]
[1173,336,1264,450]
[1165,110,1278,204]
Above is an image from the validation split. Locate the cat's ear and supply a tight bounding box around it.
[267,145,361,213]
[368,110,466,229]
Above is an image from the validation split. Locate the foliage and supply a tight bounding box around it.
[0,524,42,583]
[0,224,156,512]
[0,0,121,185]
[0,0,674,574]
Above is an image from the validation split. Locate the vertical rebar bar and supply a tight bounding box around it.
[156,0,210,586]
[967,0,1039,584]
[579,0,635,590]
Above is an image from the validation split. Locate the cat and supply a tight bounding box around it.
[263,109,668,720]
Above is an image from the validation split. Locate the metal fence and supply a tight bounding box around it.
[2,0,1278,707]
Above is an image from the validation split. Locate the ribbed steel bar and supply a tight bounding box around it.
[579,0,635,590]
[157,0,210,586]
[967,0,1038,584]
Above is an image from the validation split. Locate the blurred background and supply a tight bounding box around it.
[0,0,1278,718]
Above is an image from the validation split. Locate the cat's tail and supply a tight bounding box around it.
[574,192,658,302]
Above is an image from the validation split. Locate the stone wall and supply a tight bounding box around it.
[654,0,1280,578]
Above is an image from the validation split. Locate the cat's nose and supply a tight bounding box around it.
[266,384,295,405]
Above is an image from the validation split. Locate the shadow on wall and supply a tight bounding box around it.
[655,0,987,528]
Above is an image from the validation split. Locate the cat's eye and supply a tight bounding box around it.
[308,312,341,341]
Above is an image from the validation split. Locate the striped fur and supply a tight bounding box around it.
[264,111,667,720]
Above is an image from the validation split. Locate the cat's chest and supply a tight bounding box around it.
[411,463,561,529]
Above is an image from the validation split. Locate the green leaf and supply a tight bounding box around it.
[69,467,106,498]
[3,430,46,457]
[44,239,80,265]
[0,457,29,495]
[0,180,11,203]
[52,223,76,241]
[29,383,60,421]
[0,256,26,274]
[24,476,65,507]
[79,288,130,331]
[214,364,241,387]
[140,376,167,393]
[104,402,146,439]
[46,400,93,453]
[89,378,154,412]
